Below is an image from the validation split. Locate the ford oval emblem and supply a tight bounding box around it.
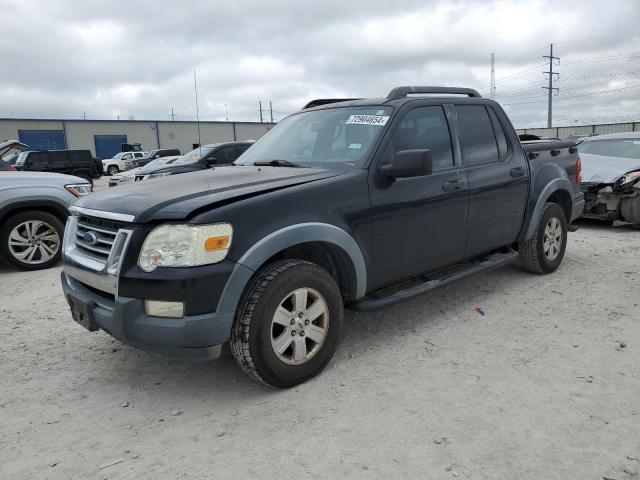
[83,231,99,246]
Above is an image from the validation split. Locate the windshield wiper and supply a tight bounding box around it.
[253,159,307,168]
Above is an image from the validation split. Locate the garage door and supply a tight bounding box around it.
[95,135,127,159]
[18,130,66,150]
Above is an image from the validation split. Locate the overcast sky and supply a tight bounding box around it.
[1,0,639,128]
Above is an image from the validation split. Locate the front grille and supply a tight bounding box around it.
[74,215,124,263]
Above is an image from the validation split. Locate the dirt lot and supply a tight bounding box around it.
[1,219,639,480]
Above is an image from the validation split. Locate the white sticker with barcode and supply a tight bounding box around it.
[346,114,390,126]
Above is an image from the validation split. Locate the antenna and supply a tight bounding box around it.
[490,52,496,98]
[193,69,202,151]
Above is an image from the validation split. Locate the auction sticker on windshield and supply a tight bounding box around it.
[346,114,390,126]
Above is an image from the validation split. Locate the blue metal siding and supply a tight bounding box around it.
[18,130,66,150]
[95,135,127,159]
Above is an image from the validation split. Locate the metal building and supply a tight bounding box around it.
[0,118,276,158]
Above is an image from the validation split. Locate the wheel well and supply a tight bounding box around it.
[264,242,358,301]
[0,204,68,226]
[546,189,572,222]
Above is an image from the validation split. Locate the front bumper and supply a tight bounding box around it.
[61,272,232,361]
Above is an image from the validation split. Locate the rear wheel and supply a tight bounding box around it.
[518,202,567,274]
[230,259,344,388]
[107,165,119,175]
[0,211,64,271]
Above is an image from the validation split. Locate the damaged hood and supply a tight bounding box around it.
[75,166,343,222]
[579,153,640,184]
[0,140,30,159]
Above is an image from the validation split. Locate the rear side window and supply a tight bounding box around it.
[487,108,509,159]
[390,106,454,170]
[456,105,499,165]
[50,151,71,169]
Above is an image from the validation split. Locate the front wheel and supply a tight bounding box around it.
[0,211,64,270]
[107,165,119,175]
[518,202,567,274]
[230,259,344,388]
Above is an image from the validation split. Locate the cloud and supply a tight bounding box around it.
[0,0,639,127]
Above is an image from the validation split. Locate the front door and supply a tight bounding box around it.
[368,105,469,290]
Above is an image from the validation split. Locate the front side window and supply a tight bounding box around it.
[235,106,393,168]
[457,105,500,165]
[388,106,454,171]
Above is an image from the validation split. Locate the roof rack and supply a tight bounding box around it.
[303,98,360,109]
[387,86,482,100]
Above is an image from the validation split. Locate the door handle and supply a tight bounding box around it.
[510,167,525,178]
[442,179,464,192]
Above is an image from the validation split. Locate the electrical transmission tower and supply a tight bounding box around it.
[543,43,560,128]
[490,52,496,98]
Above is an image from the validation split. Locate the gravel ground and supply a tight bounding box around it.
[1,220,639,480]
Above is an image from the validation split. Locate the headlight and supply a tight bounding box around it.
[618,170,640,186]
[138,223,233,272]
[65,184,93,197]
[146,172,171,180]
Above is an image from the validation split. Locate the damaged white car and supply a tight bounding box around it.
[579,132,640,228]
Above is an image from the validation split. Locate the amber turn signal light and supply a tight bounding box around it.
[204,235,230,252]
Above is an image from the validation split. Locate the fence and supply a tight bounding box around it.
[516,122,640,139]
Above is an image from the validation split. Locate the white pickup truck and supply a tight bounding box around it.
[102,151,148,175]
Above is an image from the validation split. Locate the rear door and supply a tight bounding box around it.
[368,104,468,289]
[455,104,529,257]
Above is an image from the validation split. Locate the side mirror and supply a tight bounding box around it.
[381,149,433,179]
[205,157,217,167]
[154,154,160,159]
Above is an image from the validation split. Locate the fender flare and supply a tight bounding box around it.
[523,178,573,240]
[216,223,367,316]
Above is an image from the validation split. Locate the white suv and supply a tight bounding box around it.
[102,151,147,175]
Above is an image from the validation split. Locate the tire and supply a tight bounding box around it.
[518,202,567,274]
[0,211,65,271]
[230,259,344,388]
[107,165,119,175]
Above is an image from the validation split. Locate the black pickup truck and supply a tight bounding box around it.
[61,86,584,387]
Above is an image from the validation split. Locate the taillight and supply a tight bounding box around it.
[575,156,582,184]
[8,166,16,171]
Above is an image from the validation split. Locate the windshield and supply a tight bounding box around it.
[3,153,18,165]
[235,106,393,167]
[111,152,125,159]
[175,146,215,165]
[579,139,640,160]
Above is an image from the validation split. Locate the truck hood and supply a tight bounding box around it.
[580,153,640,184]
[0,171,88,189]
[75,166,343,222]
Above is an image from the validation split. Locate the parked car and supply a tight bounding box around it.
[108,156,181,187]
[133,142,253,181]
[0,172,92,270]
[13,150,101,184]
[125,148,181,170]
[578,132,640,227]
[61,86,583,387]
[102,151,148,175]
[0,159,15,171]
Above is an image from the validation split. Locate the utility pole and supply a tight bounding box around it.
[171,107,175,122]
[490,52,496,98]
[224,103,228,122]
[543,43,560,128]
[269,101,274,123]
[259,101,263,123]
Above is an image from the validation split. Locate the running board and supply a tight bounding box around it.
[349,250,519,312]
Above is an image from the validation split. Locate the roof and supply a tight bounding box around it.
[582,131,640,141]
